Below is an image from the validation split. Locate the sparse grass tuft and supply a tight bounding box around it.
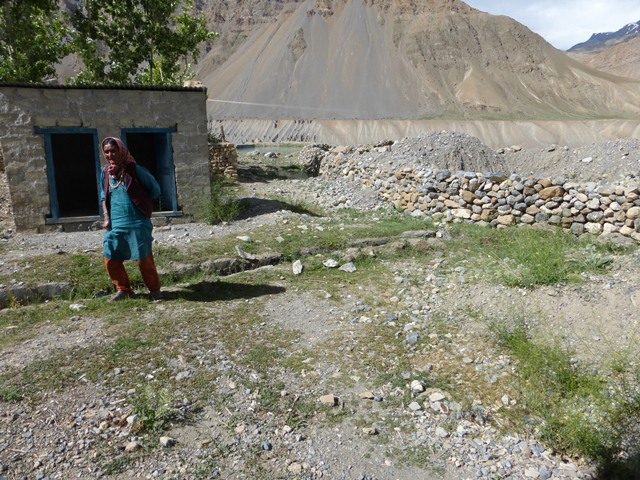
[492,321,640,471]
[131,385,180,432]
[447,224,618,287]
[200,177,243,225]
[0,385,23,402]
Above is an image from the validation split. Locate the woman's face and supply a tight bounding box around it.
[103,144,122,166]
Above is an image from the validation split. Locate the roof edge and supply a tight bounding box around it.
[0,82,207,92]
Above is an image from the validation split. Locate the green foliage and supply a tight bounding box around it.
[0,385,23,402]
[69,0,217,85]
[0,0,72,82]
[200,178,242,225]
[448,224,616,287]
[132,385,179,432]
[494,321,640,469]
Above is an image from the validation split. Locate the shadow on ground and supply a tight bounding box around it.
[169,280,286,302]
[235,197,321,220]
[237,164,307,183]
[596,453,640,479]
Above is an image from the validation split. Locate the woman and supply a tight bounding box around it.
[100,137,164,302]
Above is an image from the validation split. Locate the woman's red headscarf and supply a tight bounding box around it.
[102,137,136,176]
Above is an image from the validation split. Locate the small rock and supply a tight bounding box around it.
[362,427,378,435]
[69,303,85,311]
[292,260,304,275]
[358,391,375,400]
[235,245,256,260]
[524,467,539,478]
[428,392,446,402]
[435,427,448,438]
[236,235,253,242]
[159,436,175,447]
[319,394,337,406]
[124,441,141,452]
[322,258,340,268]
[410,380,424,393]
[339,262,357,273]
[408,401,422,411]
[288,462,303,474]
[262,440,272,451]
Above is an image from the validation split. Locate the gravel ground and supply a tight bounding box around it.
[1,134,639,479]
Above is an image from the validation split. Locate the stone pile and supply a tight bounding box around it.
[307,133,640,241]
[208,142,238,181]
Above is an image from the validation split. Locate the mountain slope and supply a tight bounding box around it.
[568,20,640,52]
[569,36,640,80]
[196,0,640,121]
[568,21,640,80]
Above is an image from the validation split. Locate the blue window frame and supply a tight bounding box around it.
[121,127,179,214]
[36,127,101,222]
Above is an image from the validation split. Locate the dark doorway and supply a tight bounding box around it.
[50,133,99,217]
[124,131,177,212]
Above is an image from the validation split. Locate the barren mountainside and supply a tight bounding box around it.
[195,0,640,121]
[568,36,640,80]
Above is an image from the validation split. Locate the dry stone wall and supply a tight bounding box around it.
[208,143,238,181]
[312,134,640,242]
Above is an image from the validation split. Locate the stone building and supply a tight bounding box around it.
[0,83,210,232]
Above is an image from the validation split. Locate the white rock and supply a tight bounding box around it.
[159,436,175,447]
[339,262,357,273]
[124,441,141,452]
[410,380,425,393]
[235,245,256,260]
[435,427,448,438]
[322,258,340,268]
[292,260,304,275]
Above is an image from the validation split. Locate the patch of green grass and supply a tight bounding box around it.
[107,336,151,363]
[493,321,640,470]
[101,456,132,475]
[446,224,619,287]
[200,177,243,225]
[0,385,23,402]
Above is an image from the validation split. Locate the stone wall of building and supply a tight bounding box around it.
[0,85,209,232]
[208,142,238,181]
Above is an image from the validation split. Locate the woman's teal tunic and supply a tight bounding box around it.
[101,165,160,261]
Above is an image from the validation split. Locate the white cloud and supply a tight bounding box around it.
[465,0,640,50]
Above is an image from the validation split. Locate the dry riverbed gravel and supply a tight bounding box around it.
[1,135,640,479]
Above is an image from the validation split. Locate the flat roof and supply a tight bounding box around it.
[0,82,206,92]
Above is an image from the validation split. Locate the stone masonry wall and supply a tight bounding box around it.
[318,146,640,242]
[0,85,209,232]
[208,143,238,181]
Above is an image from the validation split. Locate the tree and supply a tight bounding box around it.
[0,0,72,83]
[70,0,216,86]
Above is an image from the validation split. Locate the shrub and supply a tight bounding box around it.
[200,178,242,225]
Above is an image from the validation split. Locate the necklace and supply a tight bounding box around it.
[109,170,125,189]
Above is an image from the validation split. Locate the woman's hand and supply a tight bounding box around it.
[103,215,111,230]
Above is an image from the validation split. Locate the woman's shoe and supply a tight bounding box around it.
[149,290,164,302]
[108,291,135,302]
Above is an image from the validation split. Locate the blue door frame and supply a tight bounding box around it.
[36,127,101,222]
[121,127,179,213]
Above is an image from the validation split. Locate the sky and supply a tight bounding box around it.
[464,0,640,50]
